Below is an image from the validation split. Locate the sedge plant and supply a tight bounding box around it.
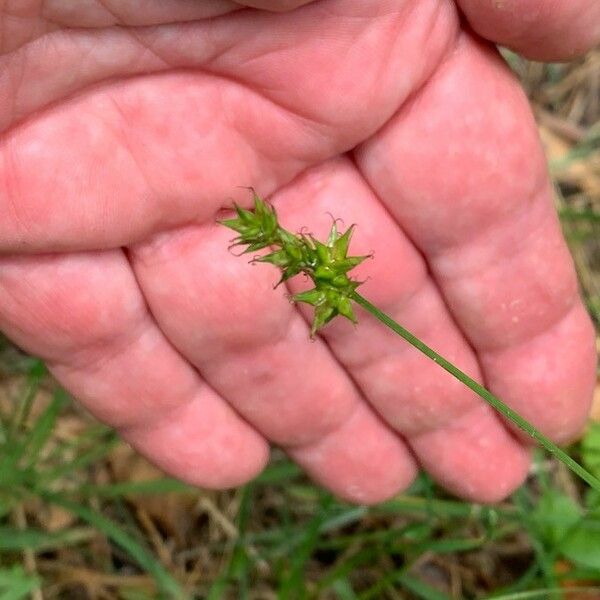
[220,191,600,495]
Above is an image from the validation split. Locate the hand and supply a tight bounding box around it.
[0,0,597,504]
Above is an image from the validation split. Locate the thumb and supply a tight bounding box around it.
[457,0,600,61]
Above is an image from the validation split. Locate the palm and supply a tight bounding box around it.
[0,0,597,503]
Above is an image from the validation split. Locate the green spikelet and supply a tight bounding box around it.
[219,192,369,335]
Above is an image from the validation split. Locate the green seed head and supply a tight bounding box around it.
[220,192,368,335]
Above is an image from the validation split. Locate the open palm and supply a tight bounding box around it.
[1,0,598,503]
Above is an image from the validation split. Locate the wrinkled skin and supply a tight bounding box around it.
[0,0,598,504]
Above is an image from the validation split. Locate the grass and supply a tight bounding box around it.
[2,368,600,599]
[0,51,599,599]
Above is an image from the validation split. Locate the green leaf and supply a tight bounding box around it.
[530,488,600,570]
[0,567,40,600]
[532,489,581,548]
[582,422,600,478]
[561,522,600,570]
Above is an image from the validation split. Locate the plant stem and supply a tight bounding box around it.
[351,292,600,494]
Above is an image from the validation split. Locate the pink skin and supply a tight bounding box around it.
[0,0,597,504]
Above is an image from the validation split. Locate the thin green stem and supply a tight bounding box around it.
[351,292,600,494]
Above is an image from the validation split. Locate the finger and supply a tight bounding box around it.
[0,0,240,58]
[457,0,600,60]
[1,4,241,120]
[271,157,530,503]
[357,34,597,444]
[289,401,418,505]
[1,0,455,133]
[234,0,315,10]
[130,222,418,504]
[0,74,319,252]
[0,251,269,488]
[0,0,457,247]
[41,0,239,28]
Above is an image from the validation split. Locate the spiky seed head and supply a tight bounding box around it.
[220,191,367,335]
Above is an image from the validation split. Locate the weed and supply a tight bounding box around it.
[220,191,600,495]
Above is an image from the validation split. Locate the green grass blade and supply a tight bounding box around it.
[77,478,193,498]
[0,567,40,600]
[331,578,359,600]
[39,433,119,484]
[0,526,95,551]
[559,207,600,223]
[207,485,255,600]
[397,574,451,600]
[21,389,68,468]
[278,499,328,599]
[352,292,600,494]
[40,493,184,598]
[6,360,46,442]
[255,460,302,484]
